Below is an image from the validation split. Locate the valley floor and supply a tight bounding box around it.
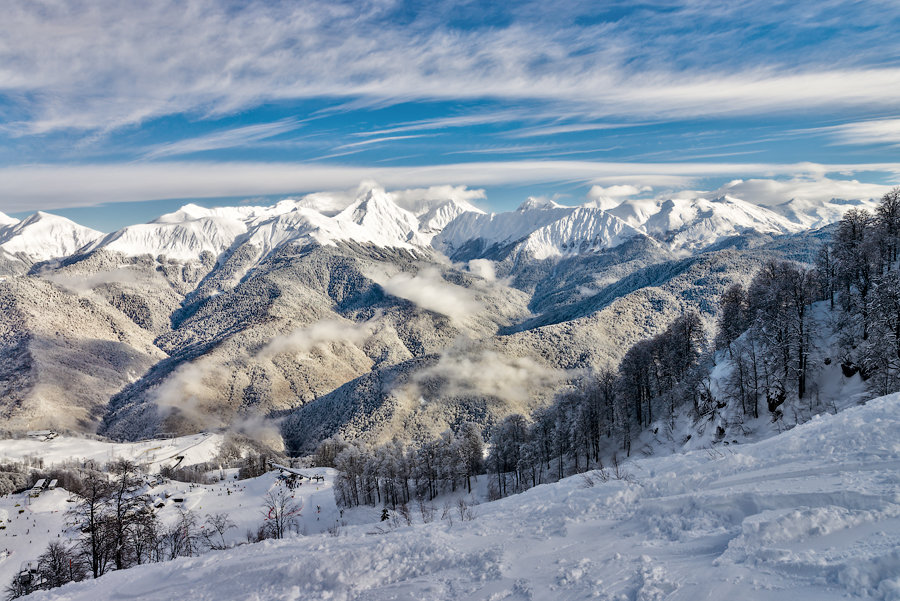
[15,392,900,601]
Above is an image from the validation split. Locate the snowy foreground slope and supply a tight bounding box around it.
[29,394,900,601]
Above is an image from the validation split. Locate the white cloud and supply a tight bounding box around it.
[143,118,302,159]
[507,123,644,138]
[402,343,571,408]
[1,1,899,135]
[371,267,481,322]
[351,112,528,137]
[389,185,486,213]
[152,356,232,428]
[2,160,898,213]
[41,266,164,294]
[151,355,284,448]
[711,177,893,206]
[587,184,652,209]
[257,318,377,360]
[818,118,900,146]
[337,135,434,150]
[467,259,496,282]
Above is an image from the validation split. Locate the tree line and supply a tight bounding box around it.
[315,423,484,509]
[483,187,900,500]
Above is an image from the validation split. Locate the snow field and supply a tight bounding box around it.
[16,391,900,601]
[0,432,225,471]
[0,489,71,588]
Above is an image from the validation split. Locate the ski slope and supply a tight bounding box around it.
[0,468,350,590]
[0,432,224,471]
[22,392,900,601]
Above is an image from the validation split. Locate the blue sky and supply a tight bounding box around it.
[1,0,899,231]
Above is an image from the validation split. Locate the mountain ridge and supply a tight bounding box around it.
[0,185,880,444]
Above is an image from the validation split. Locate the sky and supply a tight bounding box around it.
[1,0,899,231]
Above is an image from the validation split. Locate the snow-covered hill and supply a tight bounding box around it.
[22,392,900,601]
[0,212,103,262]
[0,211,19,227]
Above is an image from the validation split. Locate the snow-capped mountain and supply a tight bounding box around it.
[607,195,802,251]
[435,193,803,260]
[80,187,479,264]
[0,211,104,261]
[84,213,249,262]
[769,196,880,230]
[434,198,584,257]
[0,184,881,441]
[0,211,19,227]
[5,187,861,269]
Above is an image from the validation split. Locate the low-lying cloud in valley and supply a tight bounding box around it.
[371,267,482,323]
[256,317,379,361]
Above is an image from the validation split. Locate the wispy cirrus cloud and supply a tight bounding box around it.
[350,111,529,137]
[506,122,645,138]
[336,135,435,149]
[1,0,899,136]
[814,118,900,147]
[142,118,303,159]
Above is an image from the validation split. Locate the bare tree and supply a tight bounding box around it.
[201,513,237,550]
[163,509,200,560]
[38,541,87,589]
[67,471,113,579]
[262,487,303,539]
[107,459,150,570]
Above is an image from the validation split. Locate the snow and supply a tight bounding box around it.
[0,433,224,473]
[0,212,103,262]
[436,192,820,258]
[770,196,880,230]
[516,207,650,260]
[0,489,71,586]
[609,195,803,251]
[0,189,877,267]
[82,186,481,262]
[517,197,564,211]
[85,217,248,262]
[0,212,19,227]
[19,392,900,601]
[434,204,580,253]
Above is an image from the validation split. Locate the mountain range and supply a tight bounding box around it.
[0,186,878,450]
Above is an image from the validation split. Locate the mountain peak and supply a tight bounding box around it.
[0,210,104,261]
[0,211,19,227]
[517,197,563,212]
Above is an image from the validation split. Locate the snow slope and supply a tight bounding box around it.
[609,195,803,252]
[0,212,103,262]
[85,217,248,262]
[25,392,900,601]
[0,468,348,590]
[771,196,880,230]
[436,193,811,259]
[0,433,224,472]
[434,199,649,259]
[82,187,479,262]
